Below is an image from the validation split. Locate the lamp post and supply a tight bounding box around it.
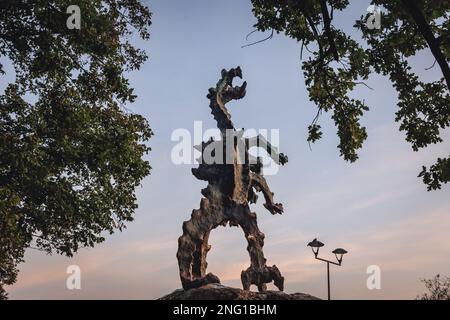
[307,238,347,300]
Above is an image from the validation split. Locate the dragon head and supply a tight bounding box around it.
[206,66,248,130]
[207,66,247,105]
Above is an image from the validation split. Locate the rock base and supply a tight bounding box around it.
[159,283,320,300]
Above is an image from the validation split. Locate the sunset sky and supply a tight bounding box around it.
[5,0,450,299]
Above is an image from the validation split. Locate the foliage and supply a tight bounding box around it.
[0,0,152,297]
[251,0,450,188]
[416,274,450,300]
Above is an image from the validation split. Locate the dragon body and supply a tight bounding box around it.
[176,67,287,292]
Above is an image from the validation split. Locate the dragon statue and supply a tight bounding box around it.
[176,66,288,292]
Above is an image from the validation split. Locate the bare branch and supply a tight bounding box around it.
[241,29,274,48]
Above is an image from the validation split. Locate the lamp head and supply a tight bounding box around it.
[307,238,324,257]
[332,248,348,264]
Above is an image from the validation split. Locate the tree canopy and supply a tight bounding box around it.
[251,0,450,190]
[417,274,450,300]
[0,0,152,298]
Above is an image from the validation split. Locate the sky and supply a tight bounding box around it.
[4,0,450,299]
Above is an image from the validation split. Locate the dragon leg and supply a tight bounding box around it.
[176,197,228,290]
[227,205,284,292]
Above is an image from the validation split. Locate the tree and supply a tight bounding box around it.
[0,0,152,298]
[416,274,450,300]
[250,0,450,190]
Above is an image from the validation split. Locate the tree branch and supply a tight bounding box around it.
[319,0,339,61]
[401,0,450,90]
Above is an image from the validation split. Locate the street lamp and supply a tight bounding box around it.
[332,248,348,264]
[307,238,324,257]
[307,238,348,300]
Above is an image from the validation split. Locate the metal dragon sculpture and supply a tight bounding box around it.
[176,66,288,292]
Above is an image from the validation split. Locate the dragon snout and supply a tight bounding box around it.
[235,66,242,79]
